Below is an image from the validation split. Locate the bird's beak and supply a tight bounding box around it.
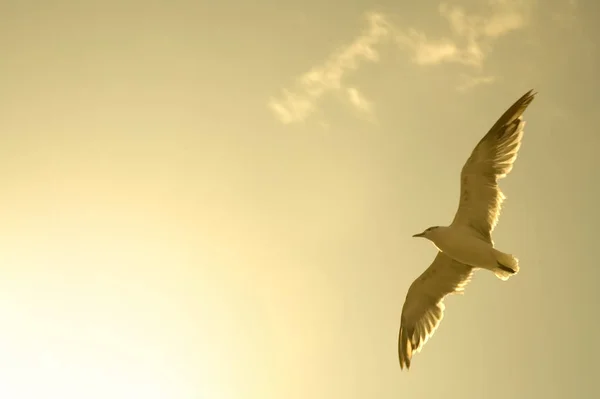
[412,232,425,238]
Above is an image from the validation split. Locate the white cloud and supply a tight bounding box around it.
[396,30,462,66]
[457,74,497,92]
[269,1,532,124]
[268,13,389,124]
[346,87,372,113]
[396,1,531,68]
[268,90,315,125]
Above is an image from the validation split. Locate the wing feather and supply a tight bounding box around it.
[398,252,474,370]
[451,90,536,242]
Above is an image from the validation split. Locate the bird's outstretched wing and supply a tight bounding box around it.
[451,90,536,242]
[398,252,474,370]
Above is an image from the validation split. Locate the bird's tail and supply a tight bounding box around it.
[492,250,520,281]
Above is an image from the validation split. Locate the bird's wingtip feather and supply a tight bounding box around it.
[398,326,412,371]
[525,89,538,99]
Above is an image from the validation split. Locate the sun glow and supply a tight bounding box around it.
[0,202,229,399]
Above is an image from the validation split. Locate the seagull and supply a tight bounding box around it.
[398,90,536,370]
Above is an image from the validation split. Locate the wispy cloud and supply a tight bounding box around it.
[395,1,530,68]
[457,74,497,92]
[346,87,372,113]
[269,1,532,124]
[268,13,389,124]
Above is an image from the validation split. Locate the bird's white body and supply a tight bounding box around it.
[418,225,519,280]
[425,226,497,269]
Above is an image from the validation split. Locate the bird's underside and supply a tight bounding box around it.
[397,89,536,370]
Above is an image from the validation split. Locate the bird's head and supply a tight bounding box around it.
[412,226,440,239]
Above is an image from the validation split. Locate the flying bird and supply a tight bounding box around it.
[398,90,536,370]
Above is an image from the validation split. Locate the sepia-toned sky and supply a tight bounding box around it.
[1,0,599,398]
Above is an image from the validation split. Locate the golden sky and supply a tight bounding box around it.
[1,0,599,398]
